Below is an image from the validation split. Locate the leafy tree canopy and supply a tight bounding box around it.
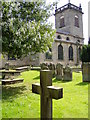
[1,0,56,58]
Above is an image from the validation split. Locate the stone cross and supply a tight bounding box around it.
[32,70,63,119]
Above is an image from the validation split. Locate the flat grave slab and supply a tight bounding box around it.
[0,70,21,79]
[1,78,24,85]
[16,66,30,72]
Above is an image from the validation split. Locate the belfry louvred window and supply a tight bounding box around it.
[60,16,65,28]
[75,15,79,27]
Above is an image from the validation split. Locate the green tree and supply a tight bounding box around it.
[1,1,56,58]
[81,44,90,62]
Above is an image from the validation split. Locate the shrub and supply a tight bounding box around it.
[81,45,90,62]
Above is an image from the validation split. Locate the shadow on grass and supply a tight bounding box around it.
[76,82,90,86]
[2,85,27,101]
[53,78,72,83]
[33,75,40,80]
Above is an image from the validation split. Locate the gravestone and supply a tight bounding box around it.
[32,70,63,119]
[48,63,55,77]
[40,63,49,70]
[63,65,72,81]
[5,62,9,70]
[82,63,90,82]
[2,78,24,85]
[56,63,63,80]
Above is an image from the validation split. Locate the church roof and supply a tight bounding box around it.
[56,29,84,40]
[56,29,70,35]
[55,3,84,15]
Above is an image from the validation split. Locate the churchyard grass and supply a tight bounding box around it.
[2,70,89,118]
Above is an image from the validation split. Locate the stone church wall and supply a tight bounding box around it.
[39,39,82,66]
[0,54,39,69]
[52,41,78,66]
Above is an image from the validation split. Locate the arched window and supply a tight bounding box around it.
[69,46,73,60]
[60,16,65,28]
[46,48,52,59]
[57,35,61,39]
[66,37,70,41]
[75,15,79,27]
[58,44,63,60]
[78,47,81,60]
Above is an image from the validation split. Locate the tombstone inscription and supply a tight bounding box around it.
[32,70,63,119]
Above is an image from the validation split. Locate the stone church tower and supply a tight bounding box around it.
[39,2,84,66]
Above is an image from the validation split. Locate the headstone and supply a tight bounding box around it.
[63,65,72,81]
[40,63,49,70]
[32,70,63,119]
[82,63,90,82]
[56,63,63,80]
[48,63,55,77]
[5,62,9,70]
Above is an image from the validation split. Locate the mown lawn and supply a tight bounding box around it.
[2,70,89,118]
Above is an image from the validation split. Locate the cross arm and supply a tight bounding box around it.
[32,83,41,95]
[32,83,63,100]
[47,86,63,100]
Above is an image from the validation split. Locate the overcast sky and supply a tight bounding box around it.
[47,0,89,44]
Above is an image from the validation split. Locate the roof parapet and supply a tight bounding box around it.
[55,3,83,15]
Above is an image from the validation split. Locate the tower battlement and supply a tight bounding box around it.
[55,3,83,15]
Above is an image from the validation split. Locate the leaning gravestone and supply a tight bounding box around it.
[40,63,49,70]
[48,63,55,77]
[63,65,72,81]
[56,63,63,80]
[32,70,63,119]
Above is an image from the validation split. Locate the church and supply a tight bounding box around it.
[39,2,84,66]
[1,2,84,68]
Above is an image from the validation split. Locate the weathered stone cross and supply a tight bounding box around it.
[32,70,63,119]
